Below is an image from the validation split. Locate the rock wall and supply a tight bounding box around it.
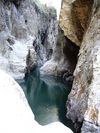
[40,26,78,77]
[59,0,93,47]
[0,0,78,79]
[32,5,58,66]
[60,0,100,132]
[0,0,58,79]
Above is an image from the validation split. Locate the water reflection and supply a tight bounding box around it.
[17,68,75,132]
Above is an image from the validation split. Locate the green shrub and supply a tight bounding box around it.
[30,0,57,18]
[51,9,57,18]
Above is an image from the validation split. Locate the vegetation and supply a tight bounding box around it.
[30,0,57,18]
[51,9,56,18]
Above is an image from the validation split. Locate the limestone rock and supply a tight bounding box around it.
[63,70,73,83]
[43,122,73,133]
[40,27,77,77]
[0,70,73,133]
[65,0,100,132]
[59,0,93,46]
[0,70,39,133]
[0,0,59,79]
[40,59,58,76]
[26,48,37,73]
[33,15,58,66]
[0,31,36,79]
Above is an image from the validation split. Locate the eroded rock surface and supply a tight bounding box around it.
[0,31,36,79]
[59,0,93,46]
[0,70,39,133]
[0,70,73,133]
[0,0,78,79]
[0,0,58,79]
[60,0,100,132]
[40,26,77,77]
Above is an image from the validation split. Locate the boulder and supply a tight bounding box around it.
[43,122,73,133]
[0,70,39,133]
[63,70,73,83]
[40,59,58,76]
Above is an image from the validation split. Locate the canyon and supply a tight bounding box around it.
[60,0,100,132]
[0,69,73,133]
[0,0,100,132]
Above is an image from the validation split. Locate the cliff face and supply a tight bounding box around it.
[40,26,78,77]
[59,0,93,46]
[60,0,100,132]
[0,0,78,79]
[0,0,58,79]
[1,0,100,132]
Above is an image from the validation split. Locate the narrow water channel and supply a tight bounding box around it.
[17,67,76,132]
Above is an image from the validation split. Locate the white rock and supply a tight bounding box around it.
[0,31,37,79]
[0,70,39,133]
[0,70,73,133]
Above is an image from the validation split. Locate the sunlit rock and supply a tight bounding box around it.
[0,0,59,79]
[0,70,39,133]
[0,70,73,133]
[43,122,73,133]
[0,31,36,79]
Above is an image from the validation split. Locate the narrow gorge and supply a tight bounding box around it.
[0,0,100,133]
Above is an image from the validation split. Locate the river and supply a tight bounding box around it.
[17,67,76,132]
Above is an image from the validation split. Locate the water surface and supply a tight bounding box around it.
[17,67,76,132]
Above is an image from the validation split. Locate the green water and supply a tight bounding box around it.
[17,67,76,132]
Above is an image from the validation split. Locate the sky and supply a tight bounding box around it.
[38,0,62,20]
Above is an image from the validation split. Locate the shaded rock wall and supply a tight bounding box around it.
[0,0,58,79]
[60,0,100,132]
[59,0,93,46]
[40,26,78,77]
[32,6,58,66]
